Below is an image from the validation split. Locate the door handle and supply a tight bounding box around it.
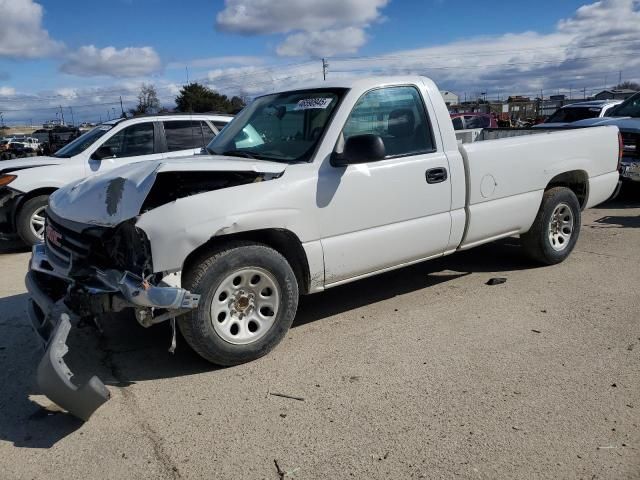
[425,167,448,184]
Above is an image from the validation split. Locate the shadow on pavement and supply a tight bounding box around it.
[0,293,83,448]
[590,214,640,229]
[0,237,535,448]
[0,239,29,255]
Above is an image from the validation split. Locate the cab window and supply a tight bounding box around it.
[342,86,435,157]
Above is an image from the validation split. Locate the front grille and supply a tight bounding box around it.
[45,215,91,271]
[621,131,639,160]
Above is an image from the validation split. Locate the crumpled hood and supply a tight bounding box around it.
[570,116,640,130]
[0,156,62,174]
[49,156,287,227]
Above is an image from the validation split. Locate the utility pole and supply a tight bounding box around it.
[107,110,111,121]
[619,70,622,85]
[120,96,125,117]
[582,87,586,99]
[322,58,329,81]
[0,112,3,127]
[69,107,75,126]
[59,105,65,125]
[185,66,190,85]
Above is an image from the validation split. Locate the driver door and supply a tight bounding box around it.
[318,86,453,285]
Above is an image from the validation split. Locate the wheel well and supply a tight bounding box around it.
[13,188,57,225]
[546,171,588,209]
[182,229,311,294]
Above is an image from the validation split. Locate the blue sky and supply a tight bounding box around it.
[0,0,639,124]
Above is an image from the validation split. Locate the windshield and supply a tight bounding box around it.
[608,92,640,117]
[206,88,346,162]
[545,106,601,123]
[53,124,113,158]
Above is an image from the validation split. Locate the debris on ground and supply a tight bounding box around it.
[486,277,507,286]
[531,329,542,334]
[269,392,305,401]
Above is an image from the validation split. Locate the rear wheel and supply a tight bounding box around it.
[521,187,581,265]
[179,242,299,366]
[16,195,49,245]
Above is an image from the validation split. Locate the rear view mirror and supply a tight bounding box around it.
[91,145,115,160]
[331,134,386,167]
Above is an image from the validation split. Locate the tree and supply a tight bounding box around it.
[175,82,243,113]
[130,83,161,116]
[615,81,640,91]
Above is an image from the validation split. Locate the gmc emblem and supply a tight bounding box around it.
[46,225,62,247]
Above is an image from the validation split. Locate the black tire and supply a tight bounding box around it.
[179,241,299,366]
[521,187,581,265]
[16,195,49,246]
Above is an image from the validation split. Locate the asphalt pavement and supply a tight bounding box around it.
[0,190,638,479]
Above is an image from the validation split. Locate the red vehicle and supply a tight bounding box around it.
[450,112,498,130]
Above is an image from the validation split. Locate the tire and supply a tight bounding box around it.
[16,195,49,246]
[521,187,581,265]
[178,241,299,366]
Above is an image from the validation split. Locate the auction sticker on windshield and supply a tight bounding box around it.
[295,98,333,110]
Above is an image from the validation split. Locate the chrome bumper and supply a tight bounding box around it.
[620,160,640,182]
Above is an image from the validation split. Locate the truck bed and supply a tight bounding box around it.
[456,125,620,249]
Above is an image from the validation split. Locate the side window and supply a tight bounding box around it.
[213,121,229,132]
[164,121,204,152]
[342,86,434,157]
[451,117,464,130]
[201,122,216,143]
[102,123,155,158]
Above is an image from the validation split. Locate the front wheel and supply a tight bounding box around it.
[16,195,49,245]
[179,242,299,366]
[521,187,581,265]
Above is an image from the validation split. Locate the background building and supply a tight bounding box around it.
[440,91,459,107]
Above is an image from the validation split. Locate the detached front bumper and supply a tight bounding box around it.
[26,244,200,421]
[26,271,110,421]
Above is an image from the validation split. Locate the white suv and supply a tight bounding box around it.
[0,113,233,245]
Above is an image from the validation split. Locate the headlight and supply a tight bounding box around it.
[0,175,17,187]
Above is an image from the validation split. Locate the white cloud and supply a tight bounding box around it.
[167,55,265,70]
[60,45,162,78]
[215,0,388,56]
[276,27,367,57]
[0,86,16,96]
[0,0,63,58]
[216,0,388,34]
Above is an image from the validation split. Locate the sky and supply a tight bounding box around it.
[0,0,639,125]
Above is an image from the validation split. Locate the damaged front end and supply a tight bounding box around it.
[26,209,200,420]
[26,157,287,420]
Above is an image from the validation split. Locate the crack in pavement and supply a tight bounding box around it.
[98,336,182,479]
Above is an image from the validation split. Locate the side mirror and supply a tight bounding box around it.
[91,145,115,160]
[331,134,386,167]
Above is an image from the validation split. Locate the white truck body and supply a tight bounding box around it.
[46,76,619,289]
[23,76,620,420]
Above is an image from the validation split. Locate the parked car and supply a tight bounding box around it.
[0,114,233,244]
[535,100,623,128]
[0,137,42,158]
[450,112,498,130]
[22,76,621,420]
[556,92,640,195]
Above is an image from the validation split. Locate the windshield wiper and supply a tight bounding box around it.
[220,149,258,159]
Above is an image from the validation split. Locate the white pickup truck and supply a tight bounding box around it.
[24,76,620,420]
